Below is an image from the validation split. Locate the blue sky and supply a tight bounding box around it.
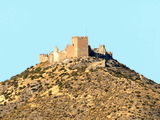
[0,0,160,83]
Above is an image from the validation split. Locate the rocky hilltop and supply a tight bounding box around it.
[0,56,160,120]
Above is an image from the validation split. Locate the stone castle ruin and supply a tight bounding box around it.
[39,36,112,63]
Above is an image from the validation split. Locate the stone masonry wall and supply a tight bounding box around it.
[58,51,67,62]
[72,36,88,57]
[39,36,89,63]
[66,45,75,58]
[77,37,88,57]
[72,37,78,57]
[39,54,48,63]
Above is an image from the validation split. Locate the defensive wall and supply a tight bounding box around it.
[39,36,89,63]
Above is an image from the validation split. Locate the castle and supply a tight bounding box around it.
[39,36,112,63]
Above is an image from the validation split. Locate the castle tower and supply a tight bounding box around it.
[72,36,88,57]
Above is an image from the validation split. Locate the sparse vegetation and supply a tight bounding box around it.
[71,71,78,76]
[19,86,26,90]
[23,73,29,79]
[35,67,42,73]
[55,80,63,88]
[44,66,51,70]
[89,68,96,72]
[76,66,87,72]
[48,90,52,96]
[136,95,141,97]
[59,72,69,77]
[0,57,159,120]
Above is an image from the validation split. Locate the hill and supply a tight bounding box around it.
[0,56,160,119]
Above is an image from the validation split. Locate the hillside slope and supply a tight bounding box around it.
[0,57,160,119]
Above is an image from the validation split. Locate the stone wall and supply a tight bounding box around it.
[39,36,112,63]
[48,36,89,63]
[39,54,48,63]
[49,53,54,63]
[59,51,67,62]
[85,59,106,72]
[65,45,75,58]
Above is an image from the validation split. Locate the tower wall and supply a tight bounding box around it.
[72,37,78,57]
[72,36,88,57]
[66,45,75,58]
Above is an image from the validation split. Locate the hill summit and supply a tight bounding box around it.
[0,37,160,119]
